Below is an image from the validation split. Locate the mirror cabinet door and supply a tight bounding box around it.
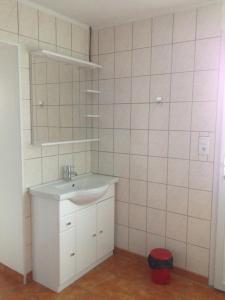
[30,54,98,145]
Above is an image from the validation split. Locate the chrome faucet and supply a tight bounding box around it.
[64,165,78,181]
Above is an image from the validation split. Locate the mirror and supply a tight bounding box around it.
[30,52,99,145]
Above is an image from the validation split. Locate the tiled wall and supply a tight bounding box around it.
[91,4,222,277]
[0,0,90,272]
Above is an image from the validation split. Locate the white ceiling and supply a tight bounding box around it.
[27,0,217,27]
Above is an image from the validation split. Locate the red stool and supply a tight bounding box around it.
[148,248,173,284]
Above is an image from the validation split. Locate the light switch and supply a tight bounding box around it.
[199,136,209,155]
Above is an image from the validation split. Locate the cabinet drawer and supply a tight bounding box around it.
[60,214,75,232]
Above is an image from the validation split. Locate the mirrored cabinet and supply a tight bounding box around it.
[30,50,102,146]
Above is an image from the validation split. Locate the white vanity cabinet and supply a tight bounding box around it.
[31,184,115,292]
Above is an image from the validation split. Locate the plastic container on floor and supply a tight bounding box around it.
[148,248,173,285]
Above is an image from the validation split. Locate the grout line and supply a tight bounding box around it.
[164,12,174,252]
[185,9,198,271]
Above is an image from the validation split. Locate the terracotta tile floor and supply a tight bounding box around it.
[1,250,225,300]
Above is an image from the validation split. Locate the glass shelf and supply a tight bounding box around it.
[41,138,100,147]
[31,49,103,69]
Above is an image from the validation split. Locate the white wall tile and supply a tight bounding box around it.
[173,9,196,43]
[132,48,151,76]
[24,158,42,187]
[148,182,166,210]
[116,201,129,226]
[42,156,59,182]
[171,72,193,102]
[114,129,130,154]
[114,153,130,178]
[99,79,114,104]
[114,104,131,129]
[172,42,195,72]
[166,212,187,242]
[131,130,148,155]
[115,51,132,78]
[129,228,146,256]
[39,12,56,44]
[189,161,213,191]
[116,225,129,250]
[133,19,151,49]
[168,131,190,159]
[169,102,192,131]
[19,3,38,39]
[197,4,221,39]
[56,18,71,49]
[99,129,114,152]
[149,130,168,157]
[72,25,89,55]
[149,103,169,130]
[129,204,146,231]
[195,38,220,70]
[147,208,166,237]
[130,180,147,206]
[152,14,173,46]
[131,104,149,129]
[130,155,148,181]
[23,130,41,159]
[99,53,115,79]
[151,45,172,74]
[188,189,212,220]
[0,0,18,33]
[193,71,218,101]
[167,185,188,215]
[187,244,209,277]
[166,238,186,268]
[168,158,189,187]
[99,27,114,54]
[115,78,131,103]
[148,157,167,184]
[91,29,98,55]
[115,23,132,51]
[191,102,216,132]
[99,105,114,128]
[99,151,114,175]
[188,217,210,248]
[132,76,150,103]
[116,178,130,203]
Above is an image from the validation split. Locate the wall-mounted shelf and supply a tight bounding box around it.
[86,90,101,94]
[85,115,100,118]
[41,138,100,147]
[31,49,103,69]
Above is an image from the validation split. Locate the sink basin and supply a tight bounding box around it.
[29,173,118,204]
[55,175,110,205]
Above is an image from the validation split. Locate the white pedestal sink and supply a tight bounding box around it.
[55,176,110,205]
[29,173,118,204]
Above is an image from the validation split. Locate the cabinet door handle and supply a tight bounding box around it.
[99,230,103,234]
[66,222,71,226]
[70,252,75,257]
[92,233,96,237]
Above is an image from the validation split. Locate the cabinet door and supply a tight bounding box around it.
[97,198,114,260]
[60,227,76,284]
[76,205,97,272]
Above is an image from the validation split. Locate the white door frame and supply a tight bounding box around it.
[0,39,26,281]
[209,10,225,287]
